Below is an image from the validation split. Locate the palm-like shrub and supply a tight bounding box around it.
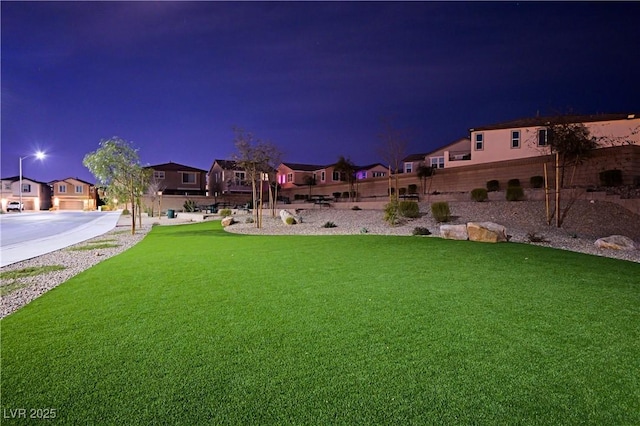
[470,188,488,202]
[398,201,420,218]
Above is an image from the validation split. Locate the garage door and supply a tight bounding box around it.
[59,200,84,210]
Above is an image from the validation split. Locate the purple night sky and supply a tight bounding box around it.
[2,1,639,183]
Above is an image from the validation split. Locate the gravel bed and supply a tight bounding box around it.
[2,200,638,319]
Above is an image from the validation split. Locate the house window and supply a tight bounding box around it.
[321,171,325,182]
[430,156,445,169]
[287,173,293,183]
[154,171,165,179]
[511,130,521,149]
[75,185,83,194]
[475,133,484,150]
[22,183,32,193]
[332,171,342,181]
[59,184,67,193]
[372,171,386,178]
[404,163,413,173]
[3,183,10,190]
[538,129,548,146]
[182,172,196,184]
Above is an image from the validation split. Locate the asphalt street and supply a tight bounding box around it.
[0,211,121,267]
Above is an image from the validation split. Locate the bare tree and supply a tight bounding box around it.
[231,128,281,228]
[146,175,166,218]
[377,118,409,201]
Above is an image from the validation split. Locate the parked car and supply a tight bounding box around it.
[6,201,23,211]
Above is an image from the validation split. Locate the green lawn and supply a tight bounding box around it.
[2,222,639,424]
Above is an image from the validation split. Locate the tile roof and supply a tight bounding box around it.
[146,161,207,173]
[281,162,326,171]
[470,113,639,131]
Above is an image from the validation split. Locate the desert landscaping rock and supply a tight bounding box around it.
[279,209,299,225]
[467,222,508,243]
[221,216,235,227]
[440,224,469,241]
[594,235,637,251]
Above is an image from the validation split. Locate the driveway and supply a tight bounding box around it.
[0,211,121,267]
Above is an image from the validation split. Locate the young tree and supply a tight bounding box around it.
[416,163,434,195]
[543,120,598,227]
[303,174,316,199]
[83,137,149,234]
[333,156,356,201]
[377,118,409,200]
[231,128,281,227]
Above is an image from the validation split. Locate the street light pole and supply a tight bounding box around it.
[18,151,46,212]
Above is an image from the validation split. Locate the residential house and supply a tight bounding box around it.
[51,177,98,210]
[402,138,471,173]
[454,113,640,168]
[208,160,252,195]
[277,163,326,190]
[0,176,52,211]
[355,163,388,180]
[147,162,207,196]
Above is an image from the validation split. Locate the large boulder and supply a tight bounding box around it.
[467,222,508,243]
[280,209,299,225]
[440,224,468,240]
[594,235,637,251]
[221,216,235,227]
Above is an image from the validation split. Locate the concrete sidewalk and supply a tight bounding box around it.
[1,212,122,268]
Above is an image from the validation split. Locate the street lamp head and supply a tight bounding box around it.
[35,151,46,160]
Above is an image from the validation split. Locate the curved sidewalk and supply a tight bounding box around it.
[1,212,121,268]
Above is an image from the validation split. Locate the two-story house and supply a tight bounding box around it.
[0,176,52,211]
[402,138,472,173]
[208,160,252,195]
[50,177,98,210]
[456,113,640,168]
[146,162,207,196]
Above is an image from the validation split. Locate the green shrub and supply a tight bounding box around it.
[322,221,337,228]
[431,202,451,222]
[219,209,232,217]
[383,198,400,225]
[486,180,500,192]
[121,209,130,215]
[245,217,254,223]
[398,201,420,218]
[412,227,431,236]
[507,179,521,188]
[183,199,197,212]
[408,184,418,194]
[360,227,368,234]
[470,188,488,202]
[285,217,296,225]
[530,175,544,188]
[599,169,623,187]
[506,186,525,201]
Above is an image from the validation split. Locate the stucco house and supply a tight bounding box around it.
[453,113,640,168]
[207,160,252,195]
[403,138,472,173]
[277,163,325,189]
[50,177,98,210]
[355,163,388,180]
[146,162,207,196]
[0,176,53,211]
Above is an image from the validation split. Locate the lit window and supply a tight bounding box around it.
[511,130,520,149]
[538,129,548,146]
[475,133,484,150]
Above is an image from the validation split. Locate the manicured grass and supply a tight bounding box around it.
[1,222,639,424]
